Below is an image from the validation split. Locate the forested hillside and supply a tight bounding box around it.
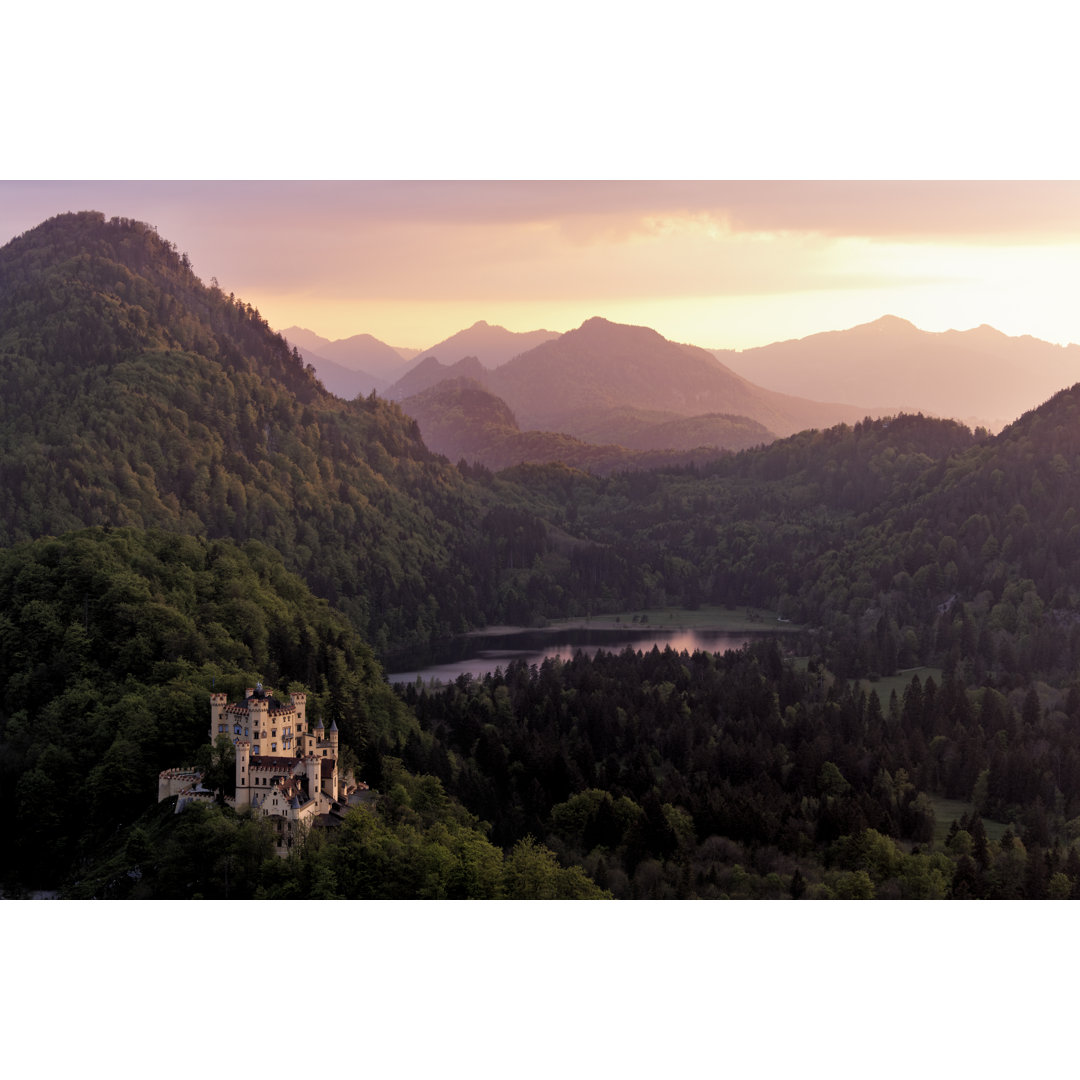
[0,527,605,898]
[0,527,410,886]
[0,212,550,653]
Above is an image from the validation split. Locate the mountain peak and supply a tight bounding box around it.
[865,315,918,332]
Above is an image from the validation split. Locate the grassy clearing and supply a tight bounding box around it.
[550,605,798,633]
[927,795,1011,847]
[859,666,943,702]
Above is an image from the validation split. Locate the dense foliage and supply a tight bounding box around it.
[0,527,414,888]
[399,643,1080,898]
[64,762,607,900]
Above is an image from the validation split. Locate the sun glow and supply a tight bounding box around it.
[6,181,1080,353]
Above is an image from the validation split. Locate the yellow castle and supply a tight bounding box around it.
[158,684,366,854]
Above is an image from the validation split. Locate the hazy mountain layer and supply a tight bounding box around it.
[714,314,1080,429]
[390,316,879,438]
[415,320,561,369]
[388,355,488,401]
[399,378,753,473]
[282,326,415,378]
[294,347,386,398]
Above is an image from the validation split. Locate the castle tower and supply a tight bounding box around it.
[249,683,270,753]
[235,740,252,808]
[290,691,307,734]
[328,720,340,799]
[209,692,228,741]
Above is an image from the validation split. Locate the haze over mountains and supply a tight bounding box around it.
[284,320,562,402]
[288,313,1080,467]
[379,317,879,463]
[399,376,775,473]
[713,315,1080,431]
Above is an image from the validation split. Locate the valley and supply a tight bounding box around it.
[4,210,1080,899]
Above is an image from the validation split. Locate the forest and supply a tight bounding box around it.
[5,211,1080,898]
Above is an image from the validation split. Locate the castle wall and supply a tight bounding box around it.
[158,768,204,802]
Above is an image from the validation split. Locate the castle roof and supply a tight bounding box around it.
[226,699,294,716]
[250,755,301,771]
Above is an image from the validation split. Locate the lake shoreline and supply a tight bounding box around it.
[391,610,799,685]
[465,605,799,638]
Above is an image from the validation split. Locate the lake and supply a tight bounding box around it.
[385,624,783,685]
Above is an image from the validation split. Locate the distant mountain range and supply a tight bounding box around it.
[387,317,876,449]
[713,315,1080,431]
[290,312,1080,437]
[416,320,561,369]
[283,320,560,401]
[281,327,416,398]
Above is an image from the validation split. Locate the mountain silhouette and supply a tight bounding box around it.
[415,320,561,369]
[472,316,877,437]
[713,315,1080,430]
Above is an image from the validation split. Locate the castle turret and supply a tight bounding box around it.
[235,740,251,808]
[209,692,228,741]
[290,691,307,735]
[249,684,270,751]
[329,719,339,751]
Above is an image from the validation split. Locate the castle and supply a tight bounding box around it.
[158,684,367,855]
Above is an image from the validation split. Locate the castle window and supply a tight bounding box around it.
[271,743,277,752]
[272,729,276,738]
[253,746,260,754]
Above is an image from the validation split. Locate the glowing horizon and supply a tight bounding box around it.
[4,181,1080,352]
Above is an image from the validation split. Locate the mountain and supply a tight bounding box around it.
[473,317,878,437]
[295,348,386,398]
[388,354,488,401]
[399,378,756,473]
[281,326,416,377]
[280,326,420,398]
[415,320,561,369]
[0,211,529,652]
[713,315,1080,430]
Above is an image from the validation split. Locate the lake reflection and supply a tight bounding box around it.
[386,625,776,685]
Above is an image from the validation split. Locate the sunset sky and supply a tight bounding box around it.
[4,181,1080,353]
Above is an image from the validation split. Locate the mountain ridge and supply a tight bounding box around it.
[389,315,882,438]
[714,314,1080,429]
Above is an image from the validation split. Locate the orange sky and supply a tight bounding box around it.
[5,180,1080,352]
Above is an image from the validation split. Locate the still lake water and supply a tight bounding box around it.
[386,625,778,685]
